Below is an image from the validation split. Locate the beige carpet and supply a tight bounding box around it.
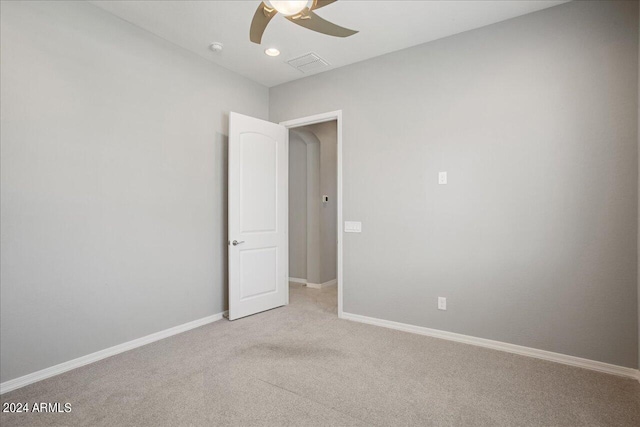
[1,283,639,426]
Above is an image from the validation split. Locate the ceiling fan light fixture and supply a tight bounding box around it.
[264,0,311,16]
[250,0,358,45]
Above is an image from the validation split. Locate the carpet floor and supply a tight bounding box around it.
[1,283,639,426]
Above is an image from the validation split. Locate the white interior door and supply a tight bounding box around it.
[228,112,288,320]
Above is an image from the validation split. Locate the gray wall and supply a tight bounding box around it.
[306,122,338,284]
[289,134,308,279]
[271,0,640,367]
[0,1,268,383]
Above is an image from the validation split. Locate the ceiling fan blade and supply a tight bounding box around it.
[286,10,358,38]
[250,2,277,44]
[311,0,338,10]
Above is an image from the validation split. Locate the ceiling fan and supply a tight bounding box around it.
[250,0,358,44]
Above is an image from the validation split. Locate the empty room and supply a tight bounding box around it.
[1,0,639,426]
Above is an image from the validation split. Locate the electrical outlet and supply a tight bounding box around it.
[438,297,447,310]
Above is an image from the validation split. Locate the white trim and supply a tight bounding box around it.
[306,279,337,289]
[280,111,341,128]
[289,277,307,284]
[342,311,639,380]
[0,311,227,395]
[280,110,343,317]
[323,278,338,288]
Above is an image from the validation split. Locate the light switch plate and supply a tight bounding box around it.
[344,221,362,233]
[438,172,447,185]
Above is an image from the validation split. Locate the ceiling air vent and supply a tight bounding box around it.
[286,52,330,73]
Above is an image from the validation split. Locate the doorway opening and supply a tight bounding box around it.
[281,111,343,317]
[226,111,341,321]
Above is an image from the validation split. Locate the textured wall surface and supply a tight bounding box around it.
[271,1,639,367]
[0,1,268,382]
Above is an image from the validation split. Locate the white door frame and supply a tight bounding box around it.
[280,111,344,318]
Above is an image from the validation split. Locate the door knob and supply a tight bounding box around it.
[232,240,245,246]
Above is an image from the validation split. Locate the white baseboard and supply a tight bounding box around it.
[306,279,337,289]
[290,277,337,289]
[341,311,639,381]
[0,311,227,395]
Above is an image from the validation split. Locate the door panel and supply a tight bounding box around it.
[228,112,288,320]
[240,247,277,299]
[240,133,277,233]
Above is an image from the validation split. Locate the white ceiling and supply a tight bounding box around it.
[92,0,569,87]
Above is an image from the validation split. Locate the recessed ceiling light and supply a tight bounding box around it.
[265,48,280,57]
